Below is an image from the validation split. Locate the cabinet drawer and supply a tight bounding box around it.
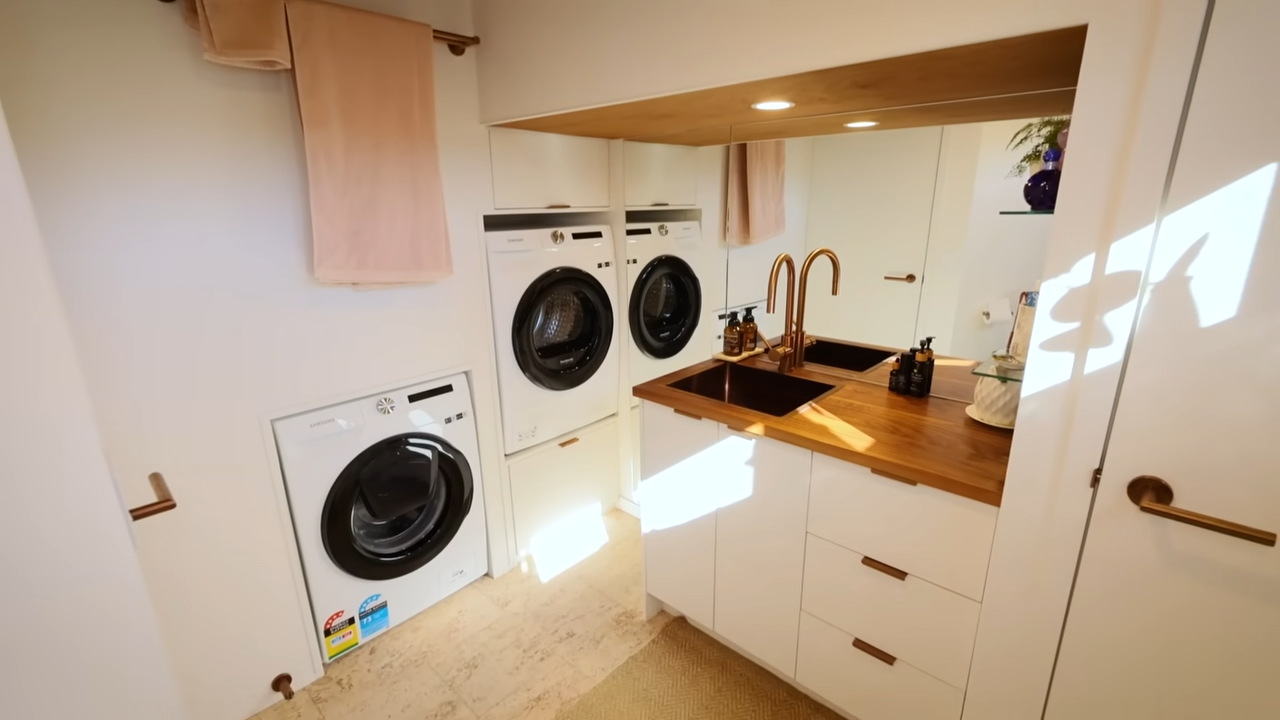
[509,419,619,558]
[797,612,963,720]
[802,534,979,689]
[808,453,997,601]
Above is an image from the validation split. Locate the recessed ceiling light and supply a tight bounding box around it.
[844,121,879,128]
[752,101,795,111]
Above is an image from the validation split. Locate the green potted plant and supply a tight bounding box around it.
[1007,116,1071,178]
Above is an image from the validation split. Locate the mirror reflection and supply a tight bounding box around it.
[719,116,1065,362]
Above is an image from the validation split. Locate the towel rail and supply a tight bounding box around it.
[157,0,482,56]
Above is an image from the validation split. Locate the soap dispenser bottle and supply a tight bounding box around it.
[908,339,930,397]
[740,306,759,352]
[894,343,919,395]
[921,336,937,395]
[720,311,743,356]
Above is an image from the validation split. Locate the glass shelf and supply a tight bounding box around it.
[999,210,1055,215]
[971,361,1024,383]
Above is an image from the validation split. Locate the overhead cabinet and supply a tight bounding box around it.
[624,141,698,207]
[489,128,610,209]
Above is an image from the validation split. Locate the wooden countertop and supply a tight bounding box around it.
[633,354,1012,507]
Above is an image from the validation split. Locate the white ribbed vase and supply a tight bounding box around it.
[973,376,1021,427]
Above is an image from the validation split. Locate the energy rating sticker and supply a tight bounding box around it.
[359,594,390,638]
[323,610,359,660]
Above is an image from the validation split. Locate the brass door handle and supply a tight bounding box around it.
[129,472,177,521]
[1127,475,1276,547]
[852,638,896,666]
[558,437,580,448]
[883,273,917,283]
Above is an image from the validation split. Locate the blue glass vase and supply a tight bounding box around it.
[1023,147,1062,211]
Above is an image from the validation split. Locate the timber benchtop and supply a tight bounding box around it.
[632,354,1013,507]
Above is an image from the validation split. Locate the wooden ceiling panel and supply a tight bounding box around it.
[497,26,1086,142]
[728,88,1077,144]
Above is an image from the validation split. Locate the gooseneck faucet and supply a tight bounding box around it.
[763,253,797,372]
[795,248,841,368]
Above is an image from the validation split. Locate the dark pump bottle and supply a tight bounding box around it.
[740,306,759,352]
[891,343,919,395]
[907,336,936,397]
[720,311,743,356]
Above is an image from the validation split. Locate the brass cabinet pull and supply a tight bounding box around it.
[558,437,580,448]
[546,204,572,209]
[871,468,919,486]
[883,273,918,283]
[672,408,703,421]
[1127,475,1276,547]
[852,638,896,666]
[129,472,177,521]
[861,556,908,581]
[650,202,671,207]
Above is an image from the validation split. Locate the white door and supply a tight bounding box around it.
[0,100,186,719]
[802,128,942,348]
[1046,2,1280,717]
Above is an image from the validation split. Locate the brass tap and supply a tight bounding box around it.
[795,248,841,368]
[763,253,797,372]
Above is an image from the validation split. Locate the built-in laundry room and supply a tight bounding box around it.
[5,1,1279,720]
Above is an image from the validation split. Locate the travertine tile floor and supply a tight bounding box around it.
[252,509,671,720]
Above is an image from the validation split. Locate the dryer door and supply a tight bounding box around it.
[322,433,474,581]
[630,255,701,359]
[513,266,614,391]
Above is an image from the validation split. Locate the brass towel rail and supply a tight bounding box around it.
[156,0,481,56]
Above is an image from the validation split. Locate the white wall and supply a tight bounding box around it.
[0,2,510,719]
[0,100,187,720]
[946,119,1056,360]
[472,0,1094,123]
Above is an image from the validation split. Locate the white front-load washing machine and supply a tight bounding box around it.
[274,372,487,662]
[486,225,619,454]
[625,221,715,388]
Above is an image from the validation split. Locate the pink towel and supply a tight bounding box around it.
[182,0,292,70]
[726,141,786,246]
[286,0,453,284]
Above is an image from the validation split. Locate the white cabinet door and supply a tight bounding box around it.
[640,402,721,627]
[624,141,698,207]
[1047,3,1280,717]
[489,128,610,209]
[713,425,812,677]
[509,418,619,578]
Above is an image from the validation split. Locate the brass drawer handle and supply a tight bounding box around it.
[558,437,580,448]
[861,556,908,581]
[673,408,703,421]
[852,638,896,666]
[546,204,571,209]
[883,273,917,284]
[1128,476,1276,547]
[129,472,177,521]
[871,468,918,486]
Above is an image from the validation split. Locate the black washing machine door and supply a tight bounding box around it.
[322,433,474,581]
[512,266,614,391]
[629,255,701,359]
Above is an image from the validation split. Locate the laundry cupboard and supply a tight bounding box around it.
[489,127,610,209]
[623,141,699,207]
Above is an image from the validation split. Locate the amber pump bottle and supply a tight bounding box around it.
[719,311,743,356]
[740,306,759,352]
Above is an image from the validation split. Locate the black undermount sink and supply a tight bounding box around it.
[803,339,895,373]
[669,362,835,417]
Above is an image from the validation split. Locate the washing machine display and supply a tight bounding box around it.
[513,266,614,391]
[321,432,474,581]
[629,255,701,359]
